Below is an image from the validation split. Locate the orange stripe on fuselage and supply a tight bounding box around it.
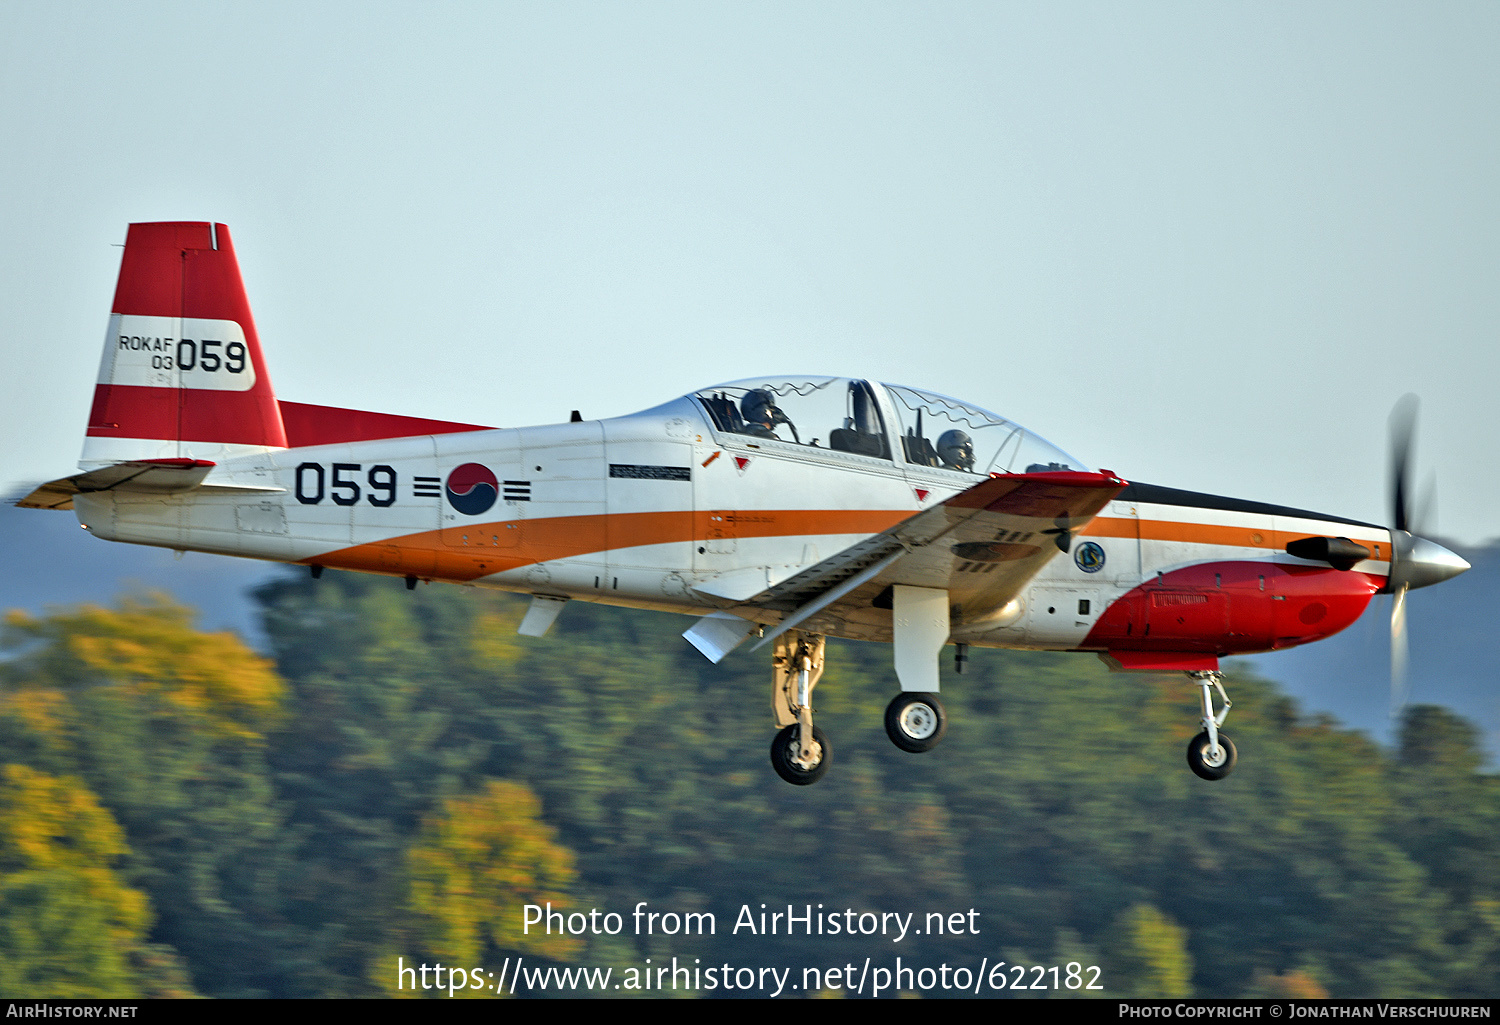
[307,508,912,582]
[310,509,1390,584]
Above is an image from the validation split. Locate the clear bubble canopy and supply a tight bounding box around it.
[691,376,1089,476]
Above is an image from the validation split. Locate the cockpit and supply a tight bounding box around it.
[692,377,1088,476]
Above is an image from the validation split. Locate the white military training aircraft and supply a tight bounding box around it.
[19,222,1470,785]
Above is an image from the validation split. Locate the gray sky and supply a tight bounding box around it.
[4,2,1497,542]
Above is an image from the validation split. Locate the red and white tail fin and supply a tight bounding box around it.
[81,222,287,468]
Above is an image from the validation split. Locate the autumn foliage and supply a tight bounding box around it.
[0,578,1496,998]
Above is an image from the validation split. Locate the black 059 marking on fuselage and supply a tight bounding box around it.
[609,464,692,481]
[1117,482,1383,530]
[294,462,397,506]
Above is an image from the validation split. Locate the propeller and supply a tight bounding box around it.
[1388,394,1417,718]
[1385,395,1469,719]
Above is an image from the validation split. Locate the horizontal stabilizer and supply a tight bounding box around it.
[17,458,220,510]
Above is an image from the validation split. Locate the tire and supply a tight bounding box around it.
[770,724,830,785]
[1186,730,1237,781]
[884,692,948,753]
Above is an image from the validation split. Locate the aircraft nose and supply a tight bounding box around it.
[1396,534,1470,590]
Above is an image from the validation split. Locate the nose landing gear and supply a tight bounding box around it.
[1185,670,1236,781]
[1186,729,1237,780]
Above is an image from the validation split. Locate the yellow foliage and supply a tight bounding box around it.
[469,602,526,670]
[406,781,580,969]
[1109,903,1194,998]
[6,596,282,741]
[0,764,150,947]
[4,690,71,752]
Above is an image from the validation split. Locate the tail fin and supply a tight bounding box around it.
[82,222,287,468]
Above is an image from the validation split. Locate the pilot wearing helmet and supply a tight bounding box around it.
[740,388,793,439]
[937,429,975,472]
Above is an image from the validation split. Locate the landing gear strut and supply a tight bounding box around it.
[1185,670,1236,781]
[769,632,828,785]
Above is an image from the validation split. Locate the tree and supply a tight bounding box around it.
[1387,706,1500,996]
[0,598,286,996]
[386,780,580,995]
[1106,904,1194,997]
[0,764,191,997]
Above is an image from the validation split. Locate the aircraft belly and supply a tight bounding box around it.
[1013,585,1087,648]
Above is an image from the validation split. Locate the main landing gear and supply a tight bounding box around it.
[765,631,954,785]
[768,632,829,786]
[1185,670,1236,781]
[884,692,947,753]
[770,723,830,785]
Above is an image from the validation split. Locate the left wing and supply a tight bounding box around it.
[683,470,1126,661]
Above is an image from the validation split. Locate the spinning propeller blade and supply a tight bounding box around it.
[1389,581,1408,718]
[1384,395,1468,719]
[1389,393,1418,534]
[1387,394,1417,719]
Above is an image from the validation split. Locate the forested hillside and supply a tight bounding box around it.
[1,571,1496,998]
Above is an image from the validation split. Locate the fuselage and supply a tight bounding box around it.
[72,389,1392,663]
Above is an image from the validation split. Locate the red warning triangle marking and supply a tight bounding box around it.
[734,456,750,472]
[915,488,930,502]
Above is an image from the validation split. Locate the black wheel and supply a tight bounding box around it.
[1186,730,1237,780]
[770,724,830,785]
[884,692,947,753]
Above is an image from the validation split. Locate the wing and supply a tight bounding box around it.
[683,470,1126,660]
